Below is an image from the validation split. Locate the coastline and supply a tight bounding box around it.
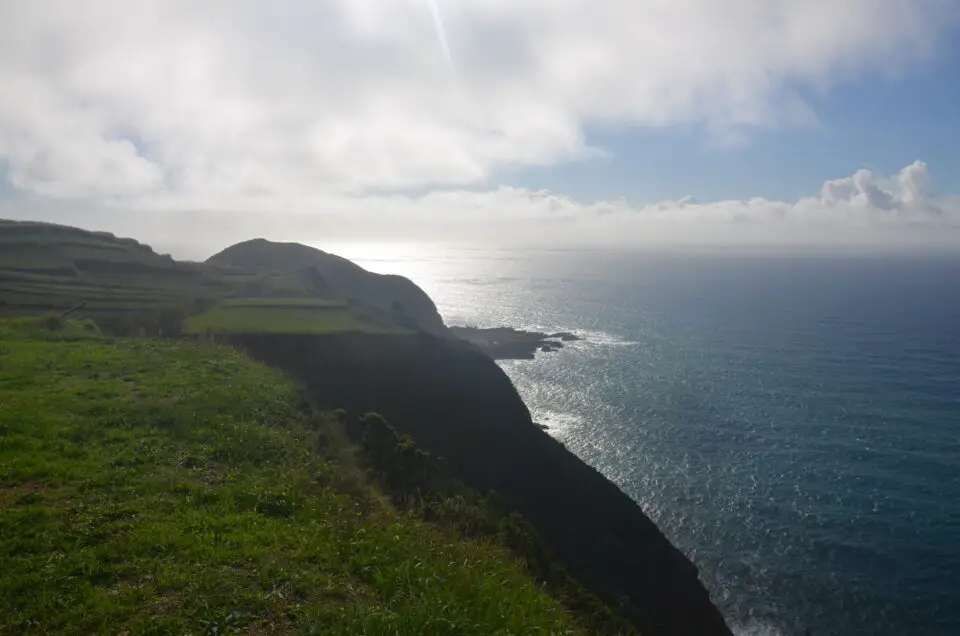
[450,325,582,359]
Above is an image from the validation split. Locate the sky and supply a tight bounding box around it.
[1,0,960,257]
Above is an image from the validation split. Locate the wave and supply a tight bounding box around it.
[501,323,640,348]
[443,276,520,286]
[572,329,640,347]
[532,410,584,432]
[729,620,786,636]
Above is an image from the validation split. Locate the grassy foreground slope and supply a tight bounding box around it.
[0,318,577,635]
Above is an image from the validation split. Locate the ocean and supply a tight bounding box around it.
[327,244,960,636]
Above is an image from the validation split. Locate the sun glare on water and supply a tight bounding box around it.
[307,240,438,281]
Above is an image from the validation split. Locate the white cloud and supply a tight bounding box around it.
[1,3,957,254]
[0,0,957,200]
[5,161,958,257]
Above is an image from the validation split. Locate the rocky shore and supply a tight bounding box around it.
[450,326,582,360]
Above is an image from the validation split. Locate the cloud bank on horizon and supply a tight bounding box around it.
[1,0,959,253]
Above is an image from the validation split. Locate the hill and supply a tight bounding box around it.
[0,317,581,634]
[0,220,207,316]
[207,239,449,337]
[0,220,442,337]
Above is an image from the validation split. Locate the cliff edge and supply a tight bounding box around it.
[234,332,734,636]
[207,239,449,337]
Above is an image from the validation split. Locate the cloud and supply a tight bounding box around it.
[5,160,958,257]
[0,0,957,200]
[820,161,933,211]
[1,3,958,255]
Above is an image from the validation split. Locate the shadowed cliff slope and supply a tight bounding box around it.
[232,332,734,636]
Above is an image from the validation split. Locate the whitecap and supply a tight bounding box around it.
[573,329,640,347]
[730,620,786,636]
[533,410,584,432]
[504,325,640,347]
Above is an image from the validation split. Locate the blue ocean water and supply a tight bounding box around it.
[336,245,960,636]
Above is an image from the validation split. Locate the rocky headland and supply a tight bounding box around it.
[450,325,582,359]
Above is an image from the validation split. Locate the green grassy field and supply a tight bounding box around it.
[0,318,578,634]
[218,298,347,308]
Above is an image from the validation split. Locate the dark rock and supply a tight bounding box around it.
[234,332,733,636]
[451,326,577,360]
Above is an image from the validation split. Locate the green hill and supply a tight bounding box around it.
[0,317,580,635]
[207,239,449,337]
[181,297,399,335]
[0,220,441,337]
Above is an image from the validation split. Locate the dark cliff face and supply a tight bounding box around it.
[232,332,733,636]
[207,239,449,337]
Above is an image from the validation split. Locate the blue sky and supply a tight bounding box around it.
[1,1,959,254]
[509,37,960,205]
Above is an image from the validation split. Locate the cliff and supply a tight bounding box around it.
[231,331,734,636]
[207,239,449,337]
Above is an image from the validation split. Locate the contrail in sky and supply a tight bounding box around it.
[428,0,455,70]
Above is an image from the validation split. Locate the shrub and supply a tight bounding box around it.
[42,314,65,331]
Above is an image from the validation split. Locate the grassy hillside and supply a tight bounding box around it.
[0,221,418,337]
[184,298,408,335]
[207,239,449,337]
[0,220,447,338]
[0,220,296,316]
[0,317,578,634]
[0,220,235,310]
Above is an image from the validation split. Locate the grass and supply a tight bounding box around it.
[0,317,578,634]
[183,301,401,335]
[0,221,239,316]
[0,245,74,271]
[0,270,201,315]
[219,298,347,308]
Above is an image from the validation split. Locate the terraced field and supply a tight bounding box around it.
[184,298,404,335]
[0,221,377,334]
